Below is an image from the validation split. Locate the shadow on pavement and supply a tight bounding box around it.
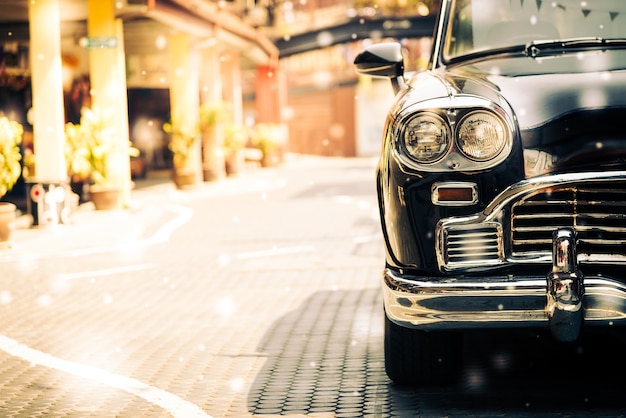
[247,287,396,416]
[449,328,626,415]
[247,287,626,416]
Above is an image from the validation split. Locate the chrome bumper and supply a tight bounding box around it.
[384,230,626,343]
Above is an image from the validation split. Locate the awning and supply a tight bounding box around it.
[0,0,279,68]
[144,0,279,67]
[275,15,436,58]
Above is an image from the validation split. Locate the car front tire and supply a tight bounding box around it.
[384,309,463,386]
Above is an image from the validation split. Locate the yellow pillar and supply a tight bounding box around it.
[114,19,132,205]
[198,45,224,181]
[200,46,222,105]
[169,33,201,181]
[87,0,132,207]
[222,51,243,126]
[28,0,66,183]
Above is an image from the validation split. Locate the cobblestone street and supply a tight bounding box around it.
[1,155,626,417]
[0,155,390,417]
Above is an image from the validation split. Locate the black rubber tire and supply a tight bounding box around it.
[384,310,463,386]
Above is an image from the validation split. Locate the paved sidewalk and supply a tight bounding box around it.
[2,153,367,261]
[1,158,294,261]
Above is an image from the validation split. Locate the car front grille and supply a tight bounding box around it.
[443,223,503,266]
[511,185,626,258]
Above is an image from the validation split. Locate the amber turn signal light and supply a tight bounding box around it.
[431,182,478,205]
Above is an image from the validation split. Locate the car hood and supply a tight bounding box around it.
[414,51,626,175]
[459,55,626,130]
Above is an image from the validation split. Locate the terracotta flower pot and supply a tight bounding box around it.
[89,185,121,210]
[173,169,197,189]
[224,150,244,176]
[0,202,17,247]
[260,151,280,168]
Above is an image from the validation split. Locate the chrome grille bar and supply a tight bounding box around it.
[443,223,502,266]
[511,185,626,258]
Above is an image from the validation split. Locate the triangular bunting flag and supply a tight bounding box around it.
[610,12,619,21]
[582,9,591,17]
[536,0,542,11]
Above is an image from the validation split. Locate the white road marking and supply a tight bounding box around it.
[0,204,208,416]
[149,204,194,244]
[0,204,194,263]
[65,204,194,257]
[0,334,211,418]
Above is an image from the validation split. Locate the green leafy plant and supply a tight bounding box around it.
[251,123,285,167]
[0,116,23,198]
[223,124,248,154]
[251,123,282,156]
[199,101,230,167]
[163,120,199,171]
[199,102,230,133]
[65,106,138,186]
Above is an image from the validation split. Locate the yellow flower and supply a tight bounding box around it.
[0,116,23,198]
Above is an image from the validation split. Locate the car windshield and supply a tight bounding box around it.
[444,0,626,59]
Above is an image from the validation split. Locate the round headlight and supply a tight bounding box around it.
[457,111,509,161]
[403,113,450,163]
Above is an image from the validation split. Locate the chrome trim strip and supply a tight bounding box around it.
[483,171,626,220]
[383,268,626,331]
[429,0,450,68]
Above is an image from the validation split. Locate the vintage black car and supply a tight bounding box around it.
[354,0,626,385]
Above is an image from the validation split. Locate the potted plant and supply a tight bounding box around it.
[223,124,248,176]
[163,120,199,188]
[251,123,283,167]
[0,116,23,245]
[199,101,229,181]
[65,106,138,209]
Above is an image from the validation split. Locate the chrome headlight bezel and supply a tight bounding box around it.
[401,112,451,164]
[395,98,515,172]
[456,110,509,162]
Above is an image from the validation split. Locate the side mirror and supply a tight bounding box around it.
[354,42,406,93]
